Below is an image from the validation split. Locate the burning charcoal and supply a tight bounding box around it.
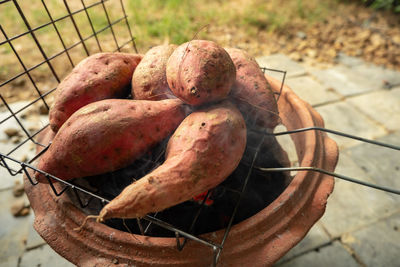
[69,129,289,237]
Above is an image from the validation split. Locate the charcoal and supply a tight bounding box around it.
[68,127,290,237]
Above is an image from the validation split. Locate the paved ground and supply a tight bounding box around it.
[0,53,399,266]
[258,53,400,267]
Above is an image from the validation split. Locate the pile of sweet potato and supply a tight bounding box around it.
[34,40,280,223]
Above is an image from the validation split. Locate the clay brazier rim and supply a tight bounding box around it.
[25,74,338,267]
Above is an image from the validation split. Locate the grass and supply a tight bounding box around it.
[0,0,342,103]
[126,0,339,51]
[0,0,135,103]
[127,0,205,48]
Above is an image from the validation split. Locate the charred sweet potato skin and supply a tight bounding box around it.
[49,52,143,132]
[166,40,236,106]
[99,100,246,219]
[36,99,186,182]
[225,47,279,129]
[131,44,177,100]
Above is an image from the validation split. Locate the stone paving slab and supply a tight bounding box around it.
[277,222,331,262]
[0,101,48,143]
[0,190,32,266]
[26,214,46,250]
[19,244,74,267]
[347,87,400,132]
[285,75,342,106]
[0,165,23,191]
[352,63,400,88]
[0,138,28,190]
[257,54,307,79]
[342,212,400,267]
[275,241,359,267]
[274,124,298,164]
[335,52,365,67]
[1,53,399,266]
[344,131,400,198]
[319,152,398,238]
[315,101,387,149]
[0,101,31,142]
[0,101,49,190]
[1,256,19,267]
[309,65,383,96]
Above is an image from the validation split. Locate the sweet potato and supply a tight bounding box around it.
[49,52,142,132]
[96,100,246,221]
[35,99,186,182]
[225,47,279,129]
[166,40,236,106]
[131,44,177,100]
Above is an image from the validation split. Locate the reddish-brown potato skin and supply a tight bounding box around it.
[36,99,186,182]
[99,100,246,220]
[225,47,279,130]
[166,40,236,106]
[131,44,177,100]
[49,52,143,132]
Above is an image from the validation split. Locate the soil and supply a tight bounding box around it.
[1,3,399,104]
[210,4,400,69]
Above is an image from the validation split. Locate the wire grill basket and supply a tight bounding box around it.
[1,1,399,266]
[1,1,286,265]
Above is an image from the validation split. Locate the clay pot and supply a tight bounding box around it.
[24,75,338,267]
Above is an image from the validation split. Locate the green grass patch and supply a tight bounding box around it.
[126,0,338,49]
[127,0,201,47]
[0,0,340,84]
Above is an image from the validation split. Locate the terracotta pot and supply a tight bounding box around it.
[24,75,338,267]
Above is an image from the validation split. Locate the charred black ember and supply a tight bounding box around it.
[68,126,291,237]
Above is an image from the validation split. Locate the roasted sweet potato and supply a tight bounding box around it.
[131,44,177,100]
[166,40,236,106]
[96,100,246,221]
[35,99,186,182]
[49,52,142,132]
[225,47,279,129]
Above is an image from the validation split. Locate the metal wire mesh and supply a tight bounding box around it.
[0,1,289,266]
[0,0,137,161]
[1,1,400,266]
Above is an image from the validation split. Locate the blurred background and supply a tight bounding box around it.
[1,0,399,105]
[0,1,399,266]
